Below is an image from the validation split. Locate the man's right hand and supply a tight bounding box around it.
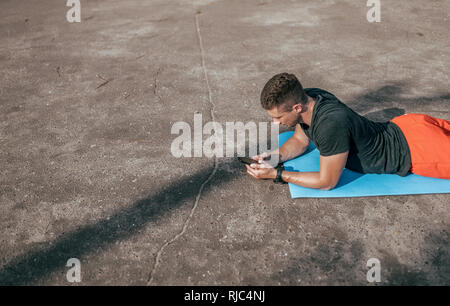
[252,151,282,168]
[252,151,272,163]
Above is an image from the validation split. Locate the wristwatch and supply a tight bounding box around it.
[273,164,286,184]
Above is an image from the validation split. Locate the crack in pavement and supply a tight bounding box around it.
[153,67,163,102]
[147,12,218,285]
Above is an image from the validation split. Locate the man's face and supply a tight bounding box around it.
[267,101,302,127]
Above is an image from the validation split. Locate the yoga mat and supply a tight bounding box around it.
[279,131,450,198]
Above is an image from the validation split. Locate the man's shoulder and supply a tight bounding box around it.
[315,110,351,131]
[313,100,352,131]
[304,88,338,100]
[306,88,359,126]
[314,95,349,119]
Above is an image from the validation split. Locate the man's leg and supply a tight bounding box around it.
[391,113,450,179]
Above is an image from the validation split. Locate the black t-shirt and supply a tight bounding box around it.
[299,88,412,176]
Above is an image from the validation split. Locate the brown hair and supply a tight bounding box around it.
[260,73,308,110]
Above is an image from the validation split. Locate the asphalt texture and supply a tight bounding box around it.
[0,0,449,285]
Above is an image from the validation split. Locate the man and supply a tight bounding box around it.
[246,73,450,190]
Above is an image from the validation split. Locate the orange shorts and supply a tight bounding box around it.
[391,114,450,179]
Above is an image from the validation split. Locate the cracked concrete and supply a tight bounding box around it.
[148,13,218,284]
[0,0,449,285]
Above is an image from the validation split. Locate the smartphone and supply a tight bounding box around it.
[238,157,259,165]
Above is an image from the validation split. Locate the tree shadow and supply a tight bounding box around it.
[344,82,450,121]
[364,107,405,122]
[0,163,238,285]
[379,228,449,285]
[270,229,366,285]
[270,226,449,285]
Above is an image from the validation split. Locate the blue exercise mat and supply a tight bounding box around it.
[279,131,450,198]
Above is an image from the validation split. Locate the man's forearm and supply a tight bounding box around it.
[280,171,334,190]
[277,137,309,162]
[259,136,309,168]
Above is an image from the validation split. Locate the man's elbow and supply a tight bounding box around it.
[319,181,338,191]
[319,185,334,191]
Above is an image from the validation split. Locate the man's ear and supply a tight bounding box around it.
[292,103,303,113]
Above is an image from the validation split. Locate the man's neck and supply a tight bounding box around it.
[299,96,316,126]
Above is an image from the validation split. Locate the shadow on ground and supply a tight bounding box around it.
[345,82,450,121]
[0,164,237,285]
[0,83,448,285]
[270,226,449,285]
[380,228,449,285]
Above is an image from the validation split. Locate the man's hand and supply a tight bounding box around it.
[252,152,271,163]
[252,152,282,168]
[245,161,277,180]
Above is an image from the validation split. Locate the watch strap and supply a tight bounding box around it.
[273,164,285,184]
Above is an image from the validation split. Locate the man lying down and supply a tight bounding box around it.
[245,73,450,190]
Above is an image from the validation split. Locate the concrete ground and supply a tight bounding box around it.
[0,0,449,286]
